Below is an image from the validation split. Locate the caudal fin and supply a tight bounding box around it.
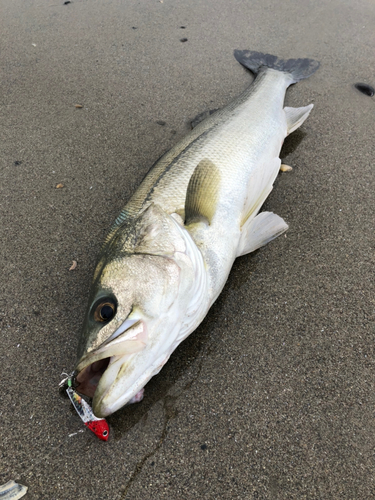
[234,50,320,83]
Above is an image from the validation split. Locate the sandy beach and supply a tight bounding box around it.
[1,0,375,498]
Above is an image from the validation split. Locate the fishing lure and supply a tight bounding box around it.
[60,374,109,441]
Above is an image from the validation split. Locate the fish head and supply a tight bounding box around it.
[75,204,203,417]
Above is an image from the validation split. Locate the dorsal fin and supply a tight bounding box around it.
[284,104,313,135]
[185,158,221,226]
[190,109,219,129]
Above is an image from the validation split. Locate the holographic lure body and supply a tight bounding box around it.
[64,376,109,441]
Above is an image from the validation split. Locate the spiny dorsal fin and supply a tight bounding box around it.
[190,109,219,129]
[284,104,313,135]
[185,158,221,226]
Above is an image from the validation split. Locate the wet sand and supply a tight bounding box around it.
[1,0,375,498]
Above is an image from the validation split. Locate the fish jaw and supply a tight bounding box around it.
[92,346,173,417]
[77,316,182,418]
[75,319,148,400]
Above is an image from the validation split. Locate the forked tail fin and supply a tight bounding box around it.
[234,50,320,83]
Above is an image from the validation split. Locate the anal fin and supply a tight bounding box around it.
[237,211,288,257]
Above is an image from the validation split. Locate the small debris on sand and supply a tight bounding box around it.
[56,183,64,188]
[354,82,374,97]
[280,164,293,172]
[69,260,77,271]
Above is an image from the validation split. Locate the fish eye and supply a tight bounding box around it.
[103,430,108,437]
[94,301,116,322]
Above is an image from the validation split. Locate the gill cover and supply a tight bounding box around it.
[77,203,189,358]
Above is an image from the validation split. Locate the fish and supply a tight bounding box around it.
[74,50,319,417]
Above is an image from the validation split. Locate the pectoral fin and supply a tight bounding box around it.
[237,211,288,257]
[284,104,313,135]
[185,158,221,225]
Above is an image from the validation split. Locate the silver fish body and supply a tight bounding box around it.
[75,51,319,417]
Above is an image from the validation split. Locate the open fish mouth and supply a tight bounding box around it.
[75,319,148,403]
[75,357,111,399]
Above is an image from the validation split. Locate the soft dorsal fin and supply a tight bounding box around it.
[284,104,313,135]
[185,158,221,225]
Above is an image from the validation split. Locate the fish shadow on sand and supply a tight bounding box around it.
[280,128,306,159]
